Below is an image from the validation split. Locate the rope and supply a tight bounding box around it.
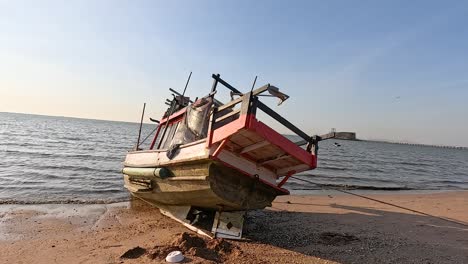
[290,176,468,227]
[137,126,158,148]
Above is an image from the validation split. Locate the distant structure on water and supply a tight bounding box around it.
[365,140,468,150]
[330,128,356,140]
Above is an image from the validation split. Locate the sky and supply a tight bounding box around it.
[0,0,467,146]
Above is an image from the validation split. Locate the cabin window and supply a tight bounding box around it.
[158,123,172,149]
[155,120,182,149]
[153,124,165,149]
[162,122,180,149]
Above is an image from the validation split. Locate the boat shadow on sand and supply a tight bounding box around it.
[243,203,468,264]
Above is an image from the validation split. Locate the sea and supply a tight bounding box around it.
[1,112,467,204]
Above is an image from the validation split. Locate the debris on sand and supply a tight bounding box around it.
[166,250,184,263]
[120,246,147,259]
[149,232,243,262]
[318,232,359,246]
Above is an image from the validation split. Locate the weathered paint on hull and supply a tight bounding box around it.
[123,161,281,211]
[124,174,231,208]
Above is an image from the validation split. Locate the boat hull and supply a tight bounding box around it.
[123,160,283,211]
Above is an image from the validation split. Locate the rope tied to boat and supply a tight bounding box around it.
[290,176,468,228]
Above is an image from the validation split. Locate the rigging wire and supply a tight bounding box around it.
[290,176,468,228]
[138,126,159,147]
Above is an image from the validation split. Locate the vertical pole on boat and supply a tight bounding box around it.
[182,71,192,96]
[136,103,146,150]
[247,76,258,124]
[207,74,220,146]
[157,72,192,149]
[250,76,258,92]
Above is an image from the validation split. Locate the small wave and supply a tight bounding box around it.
[3,149,121,162]
[35,164,120,174]
[398,161,432,167]
[86,188,124,193]
[286,178,414,191]
[435,180,468,184]
[4,149,54,157]
[316,183,415,191]
[57,136,82,141]
[293,173,400,184]
[0,197,130,205]
[320,166,348,171]
[60,153,121,161]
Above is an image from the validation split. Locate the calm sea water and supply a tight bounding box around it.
[1,112,467,204]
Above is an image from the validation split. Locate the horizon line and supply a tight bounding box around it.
[0,111,154,125]
[2,111,467,149]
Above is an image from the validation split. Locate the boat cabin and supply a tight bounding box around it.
[145,74,324,189]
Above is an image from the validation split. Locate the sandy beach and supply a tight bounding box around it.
[0,191,467,263]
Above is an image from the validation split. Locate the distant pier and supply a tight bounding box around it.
[329,128,466,149]
[335,132,356,140]
[361,140,468,150]
[330,128,357,140]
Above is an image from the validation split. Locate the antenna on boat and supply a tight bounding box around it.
[135,102,146,150]
[156,72,193,149]
[250,76,258,93]
[182,71,192,96]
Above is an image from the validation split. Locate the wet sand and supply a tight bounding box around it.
[0,191,467,263]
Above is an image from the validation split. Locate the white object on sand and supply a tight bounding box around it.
[166,251,184,263]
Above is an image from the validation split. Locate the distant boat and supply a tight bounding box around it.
[122,74,334,239]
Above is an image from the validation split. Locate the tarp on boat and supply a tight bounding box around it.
[167,97,213,159]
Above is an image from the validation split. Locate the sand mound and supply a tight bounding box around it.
[149,232,243,262]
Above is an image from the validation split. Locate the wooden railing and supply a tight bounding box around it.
[209,74,314,150]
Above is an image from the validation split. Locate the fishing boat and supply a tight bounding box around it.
[122,73,334,239]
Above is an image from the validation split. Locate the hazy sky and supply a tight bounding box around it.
[1,1,467,146]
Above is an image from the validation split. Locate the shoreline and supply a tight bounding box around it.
[1,189,465,205]
[1,191,467,263]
